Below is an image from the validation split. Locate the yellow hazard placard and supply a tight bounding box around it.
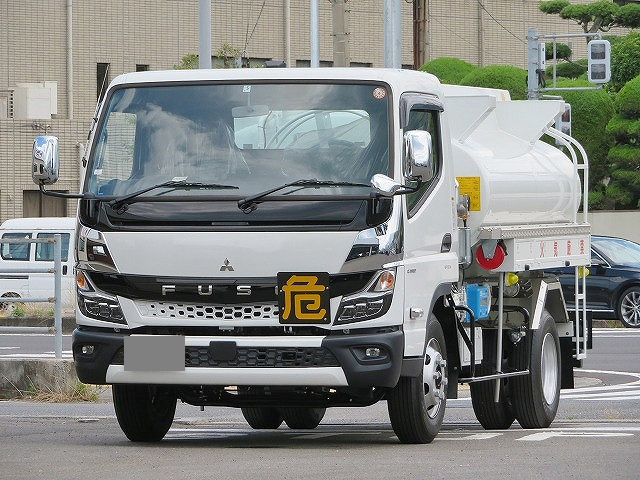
[457,176,481,212]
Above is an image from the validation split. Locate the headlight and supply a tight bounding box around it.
[334,269,395,325]
[77,270,126,324]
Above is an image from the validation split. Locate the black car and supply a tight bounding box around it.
[546,235,640,328]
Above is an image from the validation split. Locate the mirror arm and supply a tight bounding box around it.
[38,183,90,199]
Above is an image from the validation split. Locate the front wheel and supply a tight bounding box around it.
[510,310,561,429]
[617,286,640,328]
[112,384,177,442]
[387,318,447,444]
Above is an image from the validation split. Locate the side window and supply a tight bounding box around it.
[1,233,31,261]
[403,108,441,214]
[35,233,71,262]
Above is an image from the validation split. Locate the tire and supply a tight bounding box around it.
[280,407,326,429]
[0,292,21,312]
[112,384,177,442]
[510,310,561,429]
[470,329,515,430]
[617,286,640,328]
[241,407,283,429]
[387,318,447,444]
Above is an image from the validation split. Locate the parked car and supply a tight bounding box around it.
[0,217,76,311]
[546,235,640,328]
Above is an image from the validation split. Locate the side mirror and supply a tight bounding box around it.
[371,174,403,197]
[32,135,59,185]
[403,130,434,182]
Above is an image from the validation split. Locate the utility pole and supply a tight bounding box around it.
[412,0,428,69]
[198,0,211,69]
[310,0,319,67]
[330,0,350,67]
[384,0,401,68]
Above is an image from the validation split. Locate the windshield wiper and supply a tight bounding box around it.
[237,179,370,213]
[109,178,239,212]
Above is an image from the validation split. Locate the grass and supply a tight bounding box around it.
[5,376,106,403]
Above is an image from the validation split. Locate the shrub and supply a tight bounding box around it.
[419,57,476,85]
[459,65,528,100]
[546,80,615,197]
[611,32,640,92]
[545,43,572,61]
[615,74,640,119]
[545,59,587,79]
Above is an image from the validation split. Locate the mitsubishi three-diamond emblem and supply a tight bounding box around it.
[220,258,235,271]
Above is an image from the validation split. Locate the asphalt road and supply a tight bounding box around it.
[1,328,639,479]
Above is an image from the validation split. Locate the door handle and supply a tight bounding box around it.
[62,265,68,275]
[441,233,452,253]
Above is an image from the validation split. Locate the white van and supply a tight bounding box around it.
[0,217,76,310]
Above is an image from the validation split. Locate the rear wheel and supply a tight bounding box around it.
[112,384,177,442]
[617,286,640,328]
[470,329,515,430]
[241,407,283,429]
[387,318,447,444]
[280,407,326,429]
[510,311,561,429]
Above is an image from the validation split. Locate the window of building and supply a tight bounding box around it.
[23,190,68,218]
[136,64,149,72]
[350,62,372,68]
[97,63,110,102]
[296,60,334,68]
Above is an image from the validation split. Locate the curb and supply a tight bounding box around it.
[0,316,76,334]
[0,358,78,399]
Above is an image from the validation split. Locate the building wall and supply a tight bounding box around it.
[0,0,632,222]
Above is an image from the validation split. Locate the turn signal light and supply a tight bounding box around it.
[373,270,395,292]
[76,271,88,291]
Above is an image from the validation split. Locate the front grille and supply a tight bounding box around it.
[186,346,339,368]
[110,345,339,368]
[136,301,279,320]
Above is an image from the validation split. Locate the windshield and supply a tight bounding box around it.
[86,82,390,201]
[592,237,640,266]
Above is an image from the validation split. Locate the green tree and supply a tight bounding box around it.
[600,74,640,209]
[539,1,640,35]
[610,32,640,91]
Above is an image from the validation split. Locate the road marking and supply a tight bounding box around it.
[439,433,502,440]
[0,346,19,350]
[518,431,633,441]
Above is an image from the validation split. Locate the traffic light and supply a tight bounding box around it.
[555,103,571,145]
[587,40,611,84]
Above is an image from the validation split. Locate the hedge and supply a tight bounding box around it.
[419,57,476,85]
[459,65,528,100]
[545,59,587,79]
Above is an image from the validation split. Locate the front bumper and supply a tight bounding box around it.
[73,328,404,388]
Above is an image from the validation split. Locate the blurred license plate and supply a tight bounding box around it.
[123,335,185,372]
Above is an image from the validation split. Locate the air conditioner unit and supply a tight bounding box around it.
[12,82,57,119]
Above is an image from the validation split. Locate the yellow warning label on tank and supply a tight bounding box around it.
[457,176,481,212]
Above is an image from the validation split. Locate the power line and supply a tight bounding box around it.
[476,0,526,44]
[431,17,514,65]
[244,0,267,55]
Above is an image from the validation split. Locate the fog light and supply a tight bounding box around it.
[365,347,381,358]
[81,345,95,355]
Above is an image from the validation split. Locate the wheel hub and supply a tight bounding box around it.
[621,291,640,327]
[423,338,447,419]
[541,332,559,405]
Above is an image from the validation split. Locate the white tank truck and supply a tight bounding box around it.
[30,68,590,443]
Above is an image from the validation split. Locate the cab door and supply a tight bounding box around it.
[400,95,458,357]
